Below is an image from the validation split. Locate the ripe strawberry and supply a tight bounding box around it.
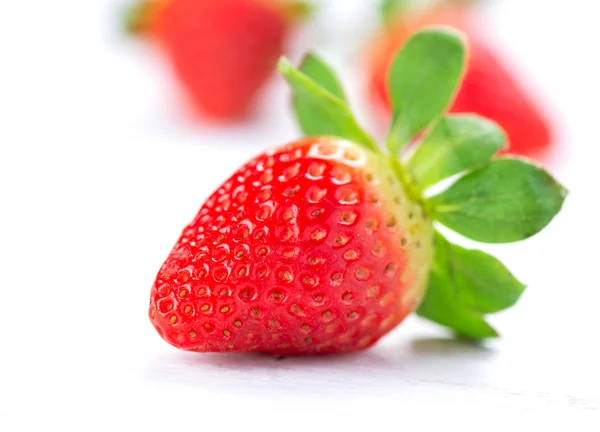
[150,29,566,355]
[367,4,553,159]
[150,138,434,354]
[125,0,309,119]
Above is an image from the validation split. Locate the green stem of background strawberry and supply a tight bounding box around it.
[444,0,482,8]
[282,0,316,23]
[380,0,481,26]
[381,0,412,25]
[123,0,160,35]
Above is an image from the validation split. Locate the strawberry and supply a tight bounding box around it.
[125,0,310,119]
[368,2,553,159]
[150,138,434,353]
[150,29,566,354]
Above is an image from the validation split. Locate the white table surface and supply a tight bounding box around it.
[1,0,599,429]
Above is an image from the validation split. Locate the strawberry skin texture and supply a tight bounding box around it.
[368,7,552,159]
[150,138,433,355]
[153,0,289,119]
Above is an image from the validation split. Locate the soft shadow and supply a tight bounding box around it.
[185,348,377,370]
[409,336,495,358]
[146,348,384,394]
[146,335,497,394]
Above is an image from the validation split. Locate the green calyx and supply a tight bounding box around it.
[277,28,567,340]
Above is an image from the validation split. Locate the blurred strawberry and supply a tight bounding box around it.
[368,1,553,159]
[125,0,311,119]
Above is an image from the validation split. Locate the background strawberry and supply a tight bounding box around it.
[368,1,553,159]
[150,28,566,355]
[125,0,310,119]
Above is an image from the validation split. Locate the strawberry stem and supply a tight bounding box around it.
[278,0,315,23]
[123,0,161,35]
[442,0,482,7]
[381,0,413,26]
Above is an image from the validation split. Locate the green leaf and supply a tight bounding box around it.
[298,53,346,100]
[408,114,507,190]
[387,28,466,154]
[278,57,378,152]
[417,231,526,339]
[428,158,567,243]
[293,54,348,138]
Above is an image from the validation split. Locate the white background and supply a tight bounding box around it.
[1,0,599,429]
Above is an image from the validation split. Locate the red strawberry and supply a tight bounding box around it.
[149,29,566,355]
[367,5,553,159]
[150,138,433,354]
[126,0,309,119]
